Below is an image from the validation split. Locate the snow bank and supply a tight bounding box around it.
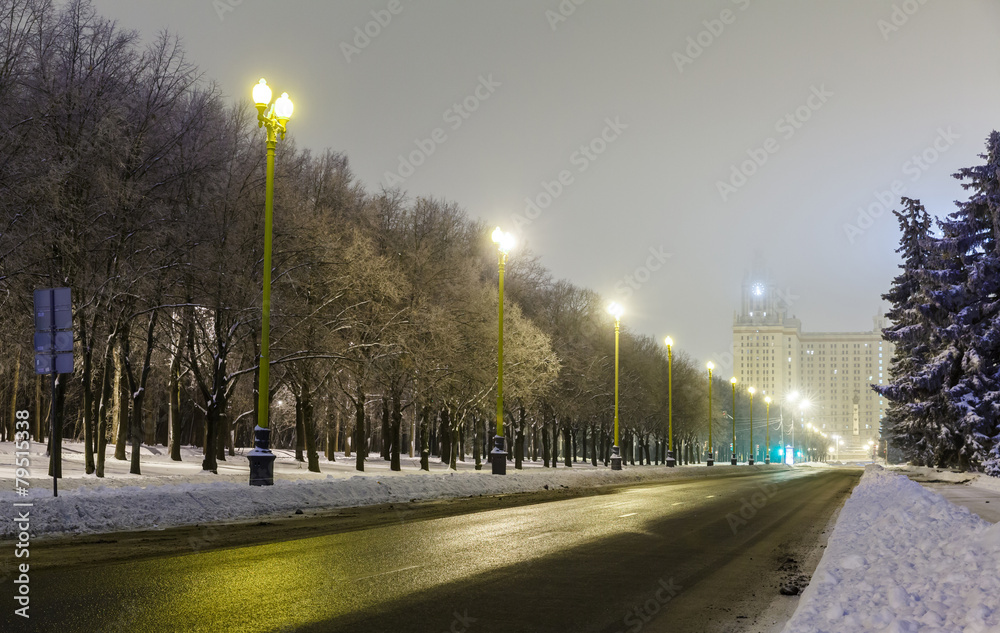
[783,464,1000,633]
[0,460,790,539]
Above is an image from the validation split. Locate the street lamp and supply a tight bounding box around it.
[248,78,293,487]
[747,387,756,465]
[706,361,714,466]
[795,399,809,465]
[609,303,624,470]
[491,227,515,475]
[665,336,676,467]
[730,377,737,465]
[764,396,772,464]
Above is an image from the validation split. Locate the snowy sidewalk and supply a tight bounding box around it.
[782,465,1000,632]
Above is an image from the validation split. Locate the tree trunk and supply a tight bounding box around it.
[564,425,572,467]
[474,414,482,471]
[354,386,366,472]
[381,396,391,461]
[302,385,320,473]
[419,404,430,471]
[390,392,402,471]
[515,405,525,470]
[295,395,305,462]
[168,349,182,461]
[113,342,127,461]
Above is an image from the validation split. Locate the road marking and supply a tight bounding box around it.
[706,495,715,498]
[671,502,683,506]
[618,513,637,518]
[527,532,552,540]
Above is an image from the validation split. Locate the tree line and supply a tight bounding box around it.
[0,0,758,477]
[878,131,1000,473]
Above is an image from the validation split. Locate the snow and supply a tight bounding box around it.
[783,465,1000,633]
[0,440,790,539]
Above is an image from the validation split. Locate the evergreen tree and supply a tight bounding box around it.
[874,198,938,464]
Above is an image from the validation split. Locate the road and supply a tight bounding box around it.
[5,468,859,633]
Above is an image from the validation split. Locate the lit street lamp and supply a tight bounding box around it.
[747,387,756,465]
[609,303,624,470]
[764,396,772,464]
[730,377,737,465]
[491,227,515,475]
[665,336,676,467]
[706,361,714,466]
[248,78,293,487]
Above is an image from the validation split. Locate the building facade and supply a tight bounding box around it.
[732,269,892,456]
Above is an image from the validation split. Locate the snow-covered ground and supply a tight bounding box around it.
[782,465,1000,633]
[0,440,790,539]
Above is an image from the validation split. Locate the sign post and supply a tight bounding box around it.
[33,288,73,497]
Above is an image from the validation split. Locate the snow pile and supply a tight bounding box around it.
[0,461,790,539]
[783,464,1000,633]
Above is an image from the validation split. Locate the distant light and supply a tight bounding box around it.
[607,302,624,320]
[731,377,737,385]
[706,361,714,371]
[664,336,673,347]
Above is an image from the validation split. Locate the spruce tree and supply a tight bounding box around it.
[875,198,937,464]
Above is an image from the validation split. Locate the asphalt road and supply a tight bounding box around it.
[4,468,860,633]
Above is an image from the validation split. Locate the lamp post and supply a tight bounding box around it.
[764,396,772,464]
[706,361,714,466]
[491,227,515,475]
[795,399,809,465]
[747,387,756,465]
[609,303,624,470]
[665,337,676,467]
[248,78,293,487]
[730,377,737,465]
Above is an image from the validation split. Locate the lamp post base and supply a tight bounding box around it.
[748,458,755,466]
[490,435,507,475]
[247,426,276,486]
[706,452,714,467]
[610,445,622,471]
[765,457,770,465]
[731,456,738,465]
[666,450,676,468]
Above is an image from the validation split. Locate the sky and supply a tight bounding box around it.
[90,0,1000,372]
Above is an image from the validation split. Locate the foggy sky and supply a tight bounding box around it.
[90,0,1000,371]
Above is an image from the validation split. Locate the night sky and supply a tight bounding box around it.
[90,0,1000,369]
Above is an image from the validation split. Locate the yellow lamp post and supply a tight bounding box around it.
[747,386,756,465]
[706,361,714,466]
[764,396,772,464]
[491,227,515,475]
[248,78,293,487]
[730,377,737,465]
[665,336,676,467]
[609,303,624,470]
